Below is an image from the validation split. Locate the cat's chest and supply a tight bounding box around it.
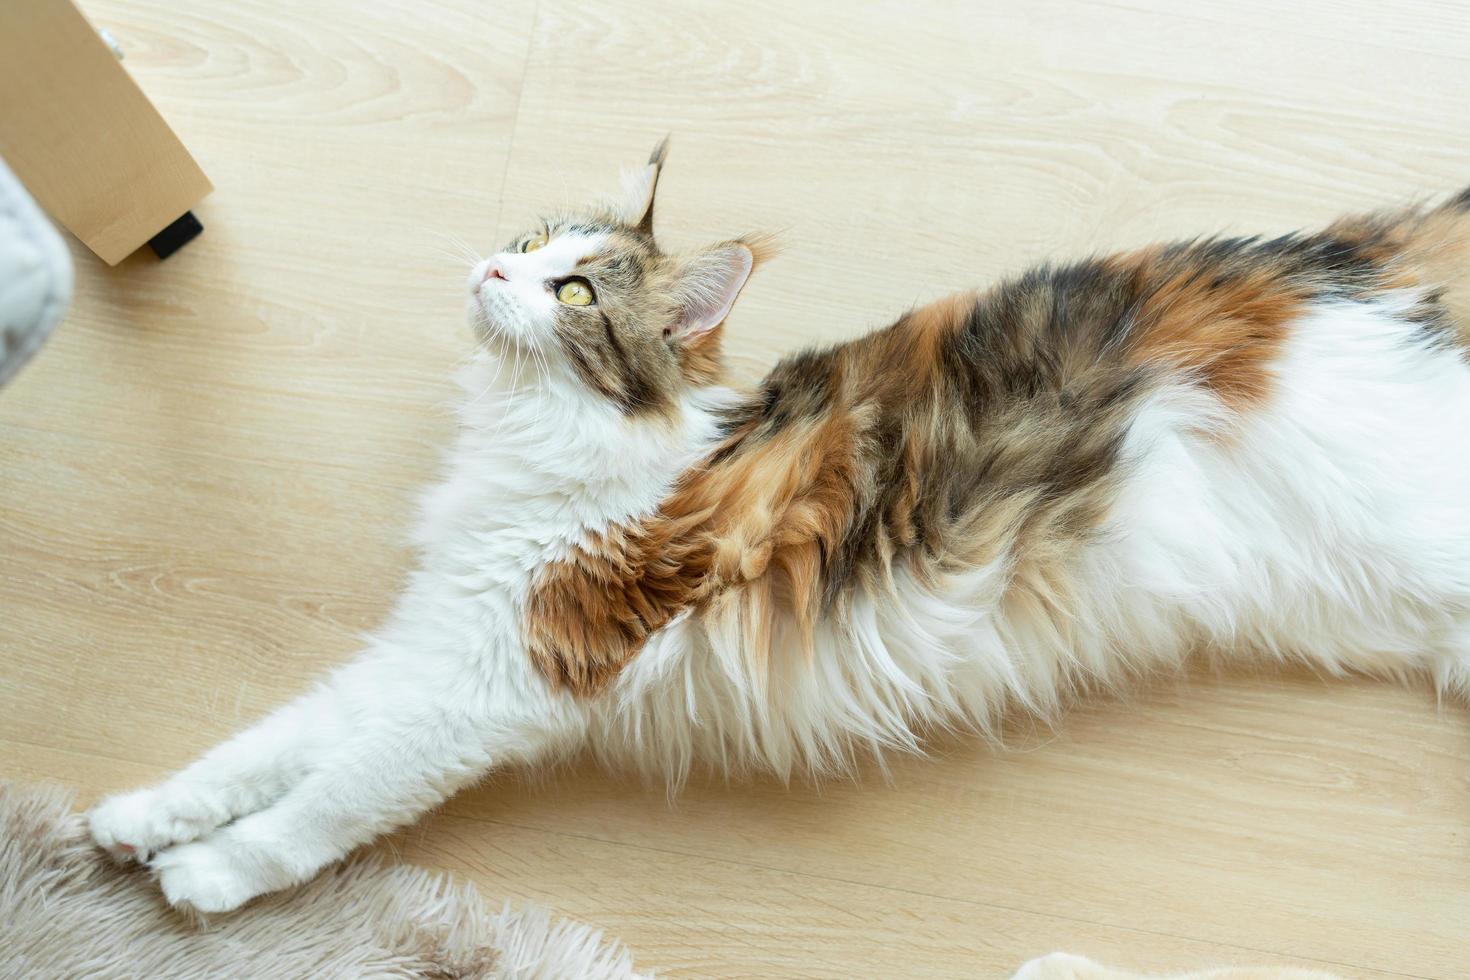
[420,383,728,603]
[414,451,690,593]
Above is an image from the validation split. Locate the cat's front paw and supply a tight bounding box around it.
[88,787,228,862]
[1009,953,1113,980]
[151,839,265,914]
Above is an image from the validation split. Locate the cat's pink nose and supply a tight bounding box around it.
[483,262,508,283]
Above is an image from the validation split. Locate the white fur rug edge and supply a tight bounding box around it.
[0,779,651,979]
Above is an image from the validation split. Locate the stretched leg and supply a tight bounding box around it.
[89,687,333,861]
[133,609,586,912]
[150,698,513,911]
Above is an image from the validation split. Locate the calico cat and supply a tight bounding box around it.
[90,141,1470,914]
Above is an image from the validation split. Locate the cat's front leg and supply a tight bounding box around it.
[148,732,478,912]
[146,633,585,913]
[88,687,331,861]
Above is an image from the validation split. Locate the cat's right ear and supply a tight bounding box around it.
[620,136,670,235]
[668,242,756,342]
[667,236,776,343]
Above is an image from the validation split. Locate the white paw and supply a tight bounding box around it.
[151,839,264,914]
[88,787,228,862]
[1010,953,1108,980]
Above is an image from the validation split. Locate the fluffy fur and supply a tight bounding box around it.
[88,144,1470,920]
[4,780,650,979]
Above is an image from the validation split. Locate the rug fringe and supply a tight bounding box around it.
[0,779,651,979]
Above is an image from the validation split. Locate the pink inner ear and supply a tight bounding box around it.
[674,245,754,340]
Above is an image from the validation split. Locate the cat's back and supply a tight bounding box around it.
[748,188,1470,443]
[956,188,1470,682]
[893,186,1470,417]
[728,187,1470,679]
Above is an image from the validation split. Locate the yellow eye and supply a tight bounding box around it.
[523,233,548,253]
[556,279,595,306]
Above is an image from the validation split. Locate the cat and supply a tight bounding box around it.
[89,140,1470,916]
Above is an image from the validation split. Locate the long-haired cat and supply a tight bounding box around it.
[90,141,1470,916]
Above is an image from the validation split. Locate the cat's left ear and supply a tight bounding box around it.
[668,242,756,341]
[621,136,670,235]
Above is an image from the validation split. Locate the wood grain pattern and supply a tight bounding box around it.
[2,0,1469,976]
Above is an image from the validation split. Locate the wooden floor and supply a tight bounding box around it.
[3,1,1470,976]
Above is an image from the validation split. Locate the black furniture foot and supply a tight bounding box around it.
[147,211,203,259]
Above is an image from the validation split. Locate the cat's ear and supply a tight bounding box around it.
[620,136,670,235]
[668,242,756,341]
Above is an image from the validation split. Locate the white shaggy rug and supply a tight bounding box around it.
[0,780,651,979]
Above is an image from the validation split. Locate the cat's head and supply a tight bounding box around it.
[466,140,765,413]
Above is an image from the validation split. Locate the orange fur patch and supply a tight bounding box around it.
[526,412,863,694]
[1331,202,1470,341]
[1116,249,1302,412]
[525,512,713,694]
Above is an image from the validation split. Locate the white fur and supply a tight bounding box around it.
[90,290,1470,911]
[467,230,608,349]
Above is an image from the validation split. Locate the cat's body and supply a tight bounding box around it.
[89,144,1470,914]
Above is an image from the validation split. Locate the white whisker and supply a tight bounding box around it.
[491,337,526,441]
[428,230,483,268]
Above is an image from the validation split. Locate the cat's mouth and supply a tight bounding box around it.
[473,285,513,324]
[470,286,543,352]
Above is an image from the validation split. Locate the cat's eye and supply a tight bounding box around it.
[523,233,548,253]
[556,279,595,306]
